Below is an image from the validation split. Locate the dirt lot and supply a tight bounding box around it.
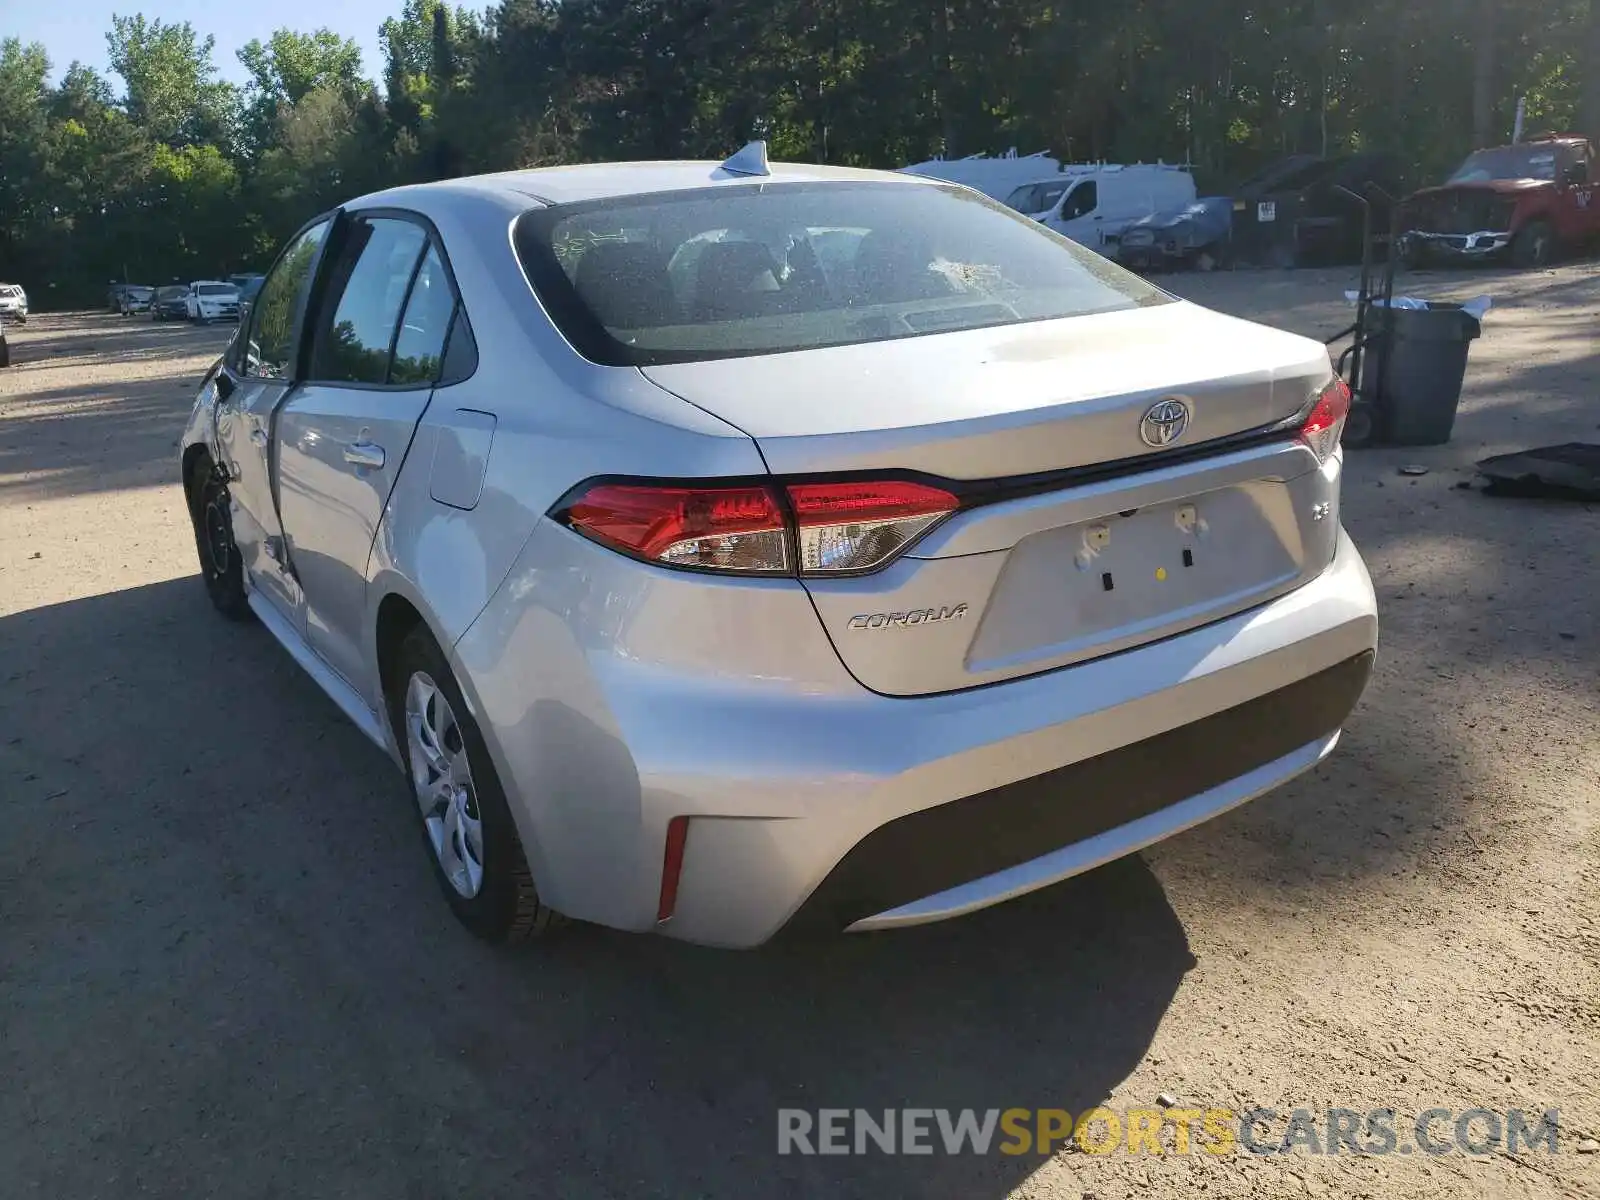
[2,270,1597,1200]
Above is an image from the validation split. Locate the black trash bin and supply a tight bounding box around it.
[1359,303,1482,445]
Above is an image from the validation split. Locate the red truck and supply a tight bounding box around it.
[1399,134,1598,268]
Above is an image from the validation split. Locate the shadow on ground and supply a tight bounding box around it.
[0,577,1190,1199]
[0,372,206,496]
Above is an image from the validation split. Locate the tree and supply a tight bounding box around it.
[105,15,236,147]
[1584,0,1600,139]
[239,29,366,106]
[238,29,368,159]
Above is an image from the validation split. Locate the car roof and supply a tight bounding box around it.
[347,159,937,212]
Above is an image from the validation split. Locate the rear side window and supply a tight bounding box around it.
[514,181,1168,366]
[391,244,455,385]
[246,218,331,379]
[312,218,428,385]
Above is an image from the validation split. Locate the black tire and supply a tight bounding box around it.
[1342,400,1377,449]
[188,458,251,620]
[1511,220,1556,269]
[386,626,561,943]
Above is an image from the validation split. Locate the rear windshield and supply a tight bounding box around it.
[197,284,237,296]
[514,181,1168,366]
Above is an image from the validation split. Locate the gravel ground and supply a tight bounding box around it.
[1,267,1597,1200]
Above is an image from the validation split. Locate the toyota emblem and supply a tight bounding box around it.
[1139,397,1191,448]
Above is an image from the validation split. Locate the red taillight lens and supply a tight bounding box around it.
[788,480,959,574]
[557,477,959,576]
[562,483,790,572]
[1300,378,1352,464]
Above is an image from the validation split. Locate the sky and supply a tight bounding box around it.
[9,0,398,88]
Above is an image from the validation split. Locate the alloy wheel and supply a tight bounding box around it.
[405,671,485,898]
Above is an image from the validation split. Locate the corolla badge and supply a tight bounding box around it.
[1139,397,1192,448]
[848,605,968,631]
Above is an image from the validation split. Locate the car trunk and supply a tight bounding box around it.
[642,301,1339,696]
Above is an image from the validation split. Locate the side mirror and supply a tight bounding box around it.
[1562,162,1589,186]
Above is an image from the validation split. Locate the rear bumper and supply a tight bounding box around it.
[795,652,1369,934]
[455,524,1377,948]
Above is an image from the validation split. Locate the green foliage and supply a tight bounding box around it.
[105,15,236,147]
[2,0,1597,309]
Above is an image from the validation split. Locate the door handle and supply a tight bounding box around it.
[343,441,386,469]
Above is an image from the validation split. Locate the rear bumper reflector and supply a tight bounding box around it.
[656,815,691,924]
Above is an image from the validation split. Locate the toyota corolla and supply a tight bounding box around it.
[179,144,1377,947]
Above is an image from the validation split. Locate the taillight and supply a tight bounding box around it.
[788,480,958,574]
[561,483,790,573]
[556,478,958,577]
[1300,378,1351,464]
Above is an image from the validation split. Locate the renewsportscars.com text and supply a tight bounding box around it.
[777,1106,1563,1157]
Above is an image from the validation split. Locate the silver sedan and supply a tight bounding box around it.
[178,144,1377,948]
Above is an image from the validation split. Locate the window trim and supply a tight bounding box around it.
[301,206,474,393]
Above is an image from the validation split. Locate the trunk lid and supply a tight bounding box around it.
[642,302,1339,696]
[640,300,1329,479]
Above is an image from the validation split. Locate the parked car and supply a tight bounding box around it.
[178,146,1377,948]
[151,285,190,321]
[227,272,265,293]
[237,275,266,305]
[1399,134,1598,268]
[1229,153,1404,267]
[0,282,27,323]
[119,285,155,315]
[184,280,242,323]
[1116,196,1234,272]
[1020,164,1199,253]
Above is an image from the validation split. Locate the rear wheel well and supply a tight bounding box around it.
[376,593,427,723]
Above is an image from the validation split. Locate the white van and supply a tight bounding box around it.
[1013,165,1197,250]
[899,150,1064,202]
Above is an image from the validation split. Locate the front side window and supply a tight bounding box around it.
[312,217,428,385]
[514,181,1167,366]
[245,218,332,379]
[1061,181,1098,220]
